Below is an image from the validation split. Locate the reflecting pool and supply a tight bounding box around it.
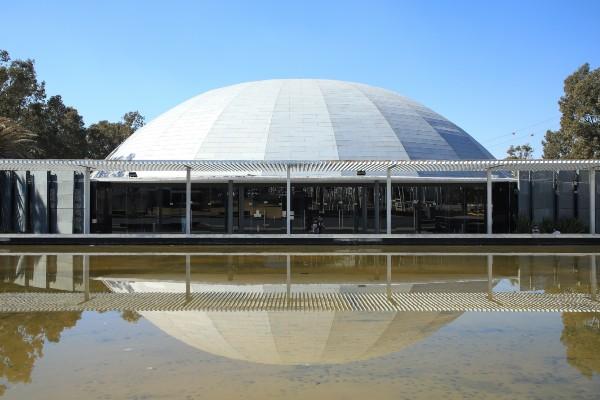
[0,247,599,399]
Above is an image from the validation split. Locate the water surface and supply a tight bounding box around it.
[0,246,599,399]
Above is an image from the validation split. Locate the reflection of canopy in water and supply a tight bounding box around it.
[142,310,459,365]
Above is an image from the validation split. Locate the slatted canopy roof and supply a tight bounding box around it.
[0,159,598,174]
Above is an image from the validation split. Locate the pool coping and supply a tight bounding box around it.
[0,233,598,246]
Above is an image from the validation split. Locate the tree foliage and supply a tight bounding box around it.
[0,50,45,121]
[0,117,37,158]
[543,63,600,159]
[86,111,144,158]
[505,143,533,160]
[0,50,143,159]
[0,311,81,394]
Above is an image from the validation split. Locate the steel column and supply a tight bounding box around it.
[286,166,291,235]
[227,180,233,234]
[486,169,493,234]
[386,168,392,235]
[591,169,596,234]
[361,186,368,232]
[83,167,91,234]
[185,167,191,234]
[374,181,380,233]
[238,184,245,232]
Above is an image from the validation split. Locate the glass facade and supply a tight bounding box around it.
[290,185,384,234]
[390,184,487,233]
[237,185,286,233]
[93,182,231,233]
[91,181,518,234]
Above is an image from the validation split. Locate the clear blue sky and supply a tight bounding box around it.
[3,0,600,158]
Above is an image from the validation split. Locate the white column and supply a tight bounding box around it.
[486,169,493,234]
[374,181,380,233]
[286,165,291,235]
[227,180,234,233]
[83,167,91,234]
[386,167,392,235]
[185,167,191,235]
[590,169,596,234]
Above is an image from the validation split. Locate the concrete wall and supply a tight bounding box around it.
[53,171,75,234]
[73,172,84,234]
[0,169,82,234]
[0,171,14,232]
[596,172,600,234]
[31,171,49,233]
[556,171,576,220]
[517,170,599,233]
[518,171,531,218]
[577,170,590,230]
[14,171,28,233]
[531,171,555,223]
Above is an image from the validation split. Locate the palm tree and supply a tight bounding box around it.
[0,117,36,158]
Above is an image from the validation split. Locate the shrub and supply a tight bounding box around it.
[539,218,556,233]
[556,218,587,233]
[515,216,532,233]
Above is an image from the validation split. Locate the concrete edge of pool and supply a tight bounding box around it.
[0,233,598,246]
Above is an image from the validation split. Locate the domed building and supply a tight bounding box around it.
[108,79,493,167]
[89,79,518,235]
[1,79,597,237]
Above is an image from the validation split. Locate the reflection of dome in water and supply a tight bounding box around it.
[5,270,478,365]
[102,279,469,365]
[142,310,459,365]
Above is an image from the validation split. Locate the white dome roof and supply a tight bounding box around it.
[108,79,493,162]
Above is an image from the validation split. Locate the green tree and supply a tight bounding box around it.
[543,63,600,159]
[505,143,534,160]
[0,312,81,394]
[0,117,36,158]
[0,49,144,159]
[1,50,87,158]
[0,50,46,121]
[27,95,88,158]
[86,111,144,158]
[561,313,600,378]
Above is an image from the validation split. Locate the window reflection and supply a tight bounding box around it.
[92,181,516,234]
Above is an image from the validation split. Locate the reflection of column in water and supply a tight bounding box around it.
[15,255,27,287]
[517,260,521,289]
[591,255,597,301]
[227,255,234,281]
[32,256,47,289]
[386,254,392,299]
[487,254,493,300]
[83,255,89,302]
[286,255,291,299]
[186,254,191,301]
